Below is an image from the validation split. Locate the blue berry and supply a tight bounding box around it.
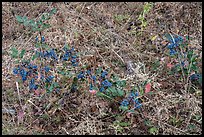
[101,71,108,78]
[86,70,91,75]
[134,103,142,109]
[77,72,85,79]
[89,83,93,90]
[41,36,45,42]
[101,79,112,87]
[13,68,18,75]
[32,65,38,69]
[35,36,38,42]
[44,66,50,72]
[120,99,129,106]
[99,87,105,92]
[91,75,96,82]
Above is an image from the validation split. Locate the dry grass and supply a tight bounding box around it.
[2,2,202,135]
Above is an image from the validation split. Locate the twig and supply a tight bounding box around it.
[16,82,23,109]
[185,52,194,94]
[62,127,69,135]
[27,99,41,112]
[111,49,125,64]
[169,33,186,83]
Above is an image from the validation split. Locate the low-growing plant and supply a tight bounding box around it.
[164,33,202,89]
[15,8,57,32]
[12,37,79,94]
[13,7,145,116]
[138,2,153,33]
[144,119,158,135]
[114,14,130,25]
[169,115,183,127]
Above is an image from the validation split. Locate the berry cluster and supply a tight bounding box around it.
[13,62,54,91]
[77,68,113,92]
[120,90,142,109]
[166,34,183,56]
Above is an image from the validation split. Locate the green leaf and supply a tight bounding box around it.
[64,44,70,50]
[116,88,124,96]
[31,54,38,61]
[53,82,59,88]
[15,59,19,64]
[186,36,189,40]
[96,91,113,100]
[144,3,152,14]
[41,14,46,20]
[116,80,126,87]
[41,13,50,21]
[152,60,160,71]
[127,109,135,113]
[22,59,30,64]
[149,127,158,134]
[36,27,42,32]
[41,14,46,21]
[188,124,196,130]
[39,114,49,120]
[118,122,130,127]
[187,50,193,60]
[11,47,18,58]
[144,119,153,127]
[111,74,120,81]
[41,43,49,50]
[106,87,117,96]
[92,86,98,91]
[191,56,197,62]
[119,105,128,111]
[192,115,202,123]
[29,20,37,27]
[42,23,51,29]
[139,85,144,95]
[19,49,26,58]
[58,70,65,75]
[32,26,38,32]
[138,14,144,21]
[191,64,198,72]
[49,8,57,15]
[45,82,49,90]
[23,20,30,26]
[142,21,147,27]
[96,67,102,76]
[48,84,54,93]
[22,16,28,22]
[35,42,41,48]
[37,20,43,26]
[15,15,24,23]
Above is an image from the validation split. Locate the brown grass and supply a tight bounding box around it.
[2,2,202,135]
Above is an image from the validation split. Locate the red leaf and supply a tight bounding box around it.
[126,112,132,118]
[167,63,174,69]
[145,83,151,93]
[34,89,40,96]
[18,111,24,122]
[89,90,97,94]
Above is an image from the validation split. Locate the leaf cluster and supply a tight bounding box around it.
[15,8,57,32]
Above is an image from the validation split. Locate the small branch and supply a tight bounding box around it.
[169,33,186,83]
[27,99,41,112]
[111,49,125,64]
[62,127,69,135]
[16,82,23,109]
